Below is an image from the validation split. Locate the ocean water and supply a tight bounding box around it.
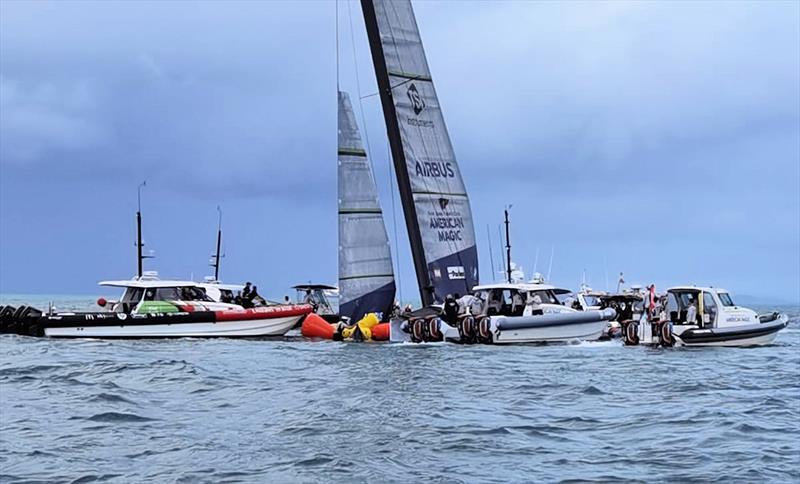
[1,296,798,483]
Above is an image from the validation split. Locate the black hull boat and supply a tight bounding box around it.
[675,314,788,347]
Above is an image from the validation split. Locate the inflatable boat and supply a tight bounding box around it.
[621,286,789,347]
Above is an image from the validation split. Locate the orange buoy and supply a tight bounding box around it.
[301,313,336,339]
[371,322,390,341]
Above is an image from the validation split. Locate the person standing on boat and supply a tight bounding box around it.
[686,296,698,325]
[529,295,544,316]
[443,294,459,326]
[511,291,525,316]
[468,292,485,316]
[242,282,252,300]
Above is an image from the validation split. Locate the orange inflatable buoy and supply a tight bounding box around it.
[301,313,336,339]
[371,322,390,341]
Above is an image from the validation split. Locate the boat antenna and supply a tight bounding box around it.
[486,224,496,282]
[546,245,554,282]
[212,206,223,281]
[497,224,506,276]
[136,180,146,278]
[504,206,512,284]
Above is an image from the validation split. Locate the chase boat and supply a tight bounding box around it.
[622,286,788,347]
[391,281,617,344]
[0,277,312,338]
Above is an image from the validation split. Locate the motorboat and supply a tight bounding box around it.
[0,277,312,338]
[390,281,616,344]
[621,286,788,347]
[293,284,340,323]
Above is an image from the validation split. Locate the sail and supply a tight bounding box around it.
[361,0,479,305]
[338,90,396,321]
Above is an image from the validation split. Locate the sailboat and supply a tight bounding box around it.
[337,91,397,322]
[298,91,396,340]
[360,0,617,344]
[361,0,480,308]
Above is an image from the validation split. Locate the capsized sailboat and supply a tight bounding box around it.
[337,90,396,322]
[300,91,396,341]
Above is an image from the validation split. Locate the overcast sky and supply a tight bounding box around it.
[1,0,798,303]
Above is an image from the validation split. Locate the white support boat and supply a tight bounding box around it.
[467,282,615,344]
[622,286,788,347]
[0,277,311,338]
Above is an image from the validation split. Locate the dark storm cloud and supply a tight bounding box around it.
[1,0,798,301]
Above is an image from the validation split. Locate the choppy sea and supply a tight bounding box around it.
[1,295,798,483]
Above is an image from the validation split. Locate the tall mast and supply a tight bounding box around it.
[504,207,512,284]
[361,0,433,306]
[213,206,222,281]
[136,181,146,279]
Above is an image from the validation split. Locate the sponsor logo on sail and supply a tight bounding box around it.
[447,266,466,280]
[438,198,449,210]
[407,83,425,115]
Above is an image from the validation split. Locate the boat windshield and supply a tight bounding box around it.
[528,290,559,305]
[582,295,601,307]
[718,292,735,307]
[143,286,213,302]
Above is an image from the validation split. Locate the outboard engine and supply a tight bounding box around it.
[0,305,15,333]
[653,321,675,347]
[622,320,639,346]
[427,318,443,342]
[410,318,425,343]
[458,315,476,344]
[476,316,493,344]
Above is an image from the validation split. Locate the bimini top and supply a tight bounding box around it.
[99,279,201,289]
[472,282,572,296]
[668,286,729,294]
[292,284,338,291]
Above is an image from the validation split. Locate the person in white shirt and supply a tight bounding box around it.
[685,297,698,325]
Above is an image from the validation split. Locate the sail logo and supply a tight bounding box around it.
[407,83,426,115]
[438,198,449,211]
[447,266,466,280]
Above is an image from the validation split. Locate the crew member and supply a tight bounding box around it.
[469,292,485,316]
[443,294,459,326]
[242,282,252,300]
[529,295,544,316]
[511,291,525,316]
[685,297,697,325]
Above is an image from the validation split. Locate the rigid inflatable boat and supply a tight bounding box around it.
[621,286,789,347]
[387,283,618,345]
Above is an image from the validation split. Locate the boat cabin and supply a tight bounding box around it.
[293,284,339,315]
[471,282,572,317]
[99,279,239,314]
[665,286,755,328]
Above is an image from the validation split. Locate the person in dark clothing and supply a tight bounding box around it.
[242,282,252,300]
[443,294,459,326]
[249,286,266,307]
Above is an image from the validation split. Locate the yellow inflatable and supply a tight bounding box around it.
[341,313,380,341]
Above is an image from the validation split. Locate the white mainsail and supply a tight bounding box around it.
[338,90,396,321]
